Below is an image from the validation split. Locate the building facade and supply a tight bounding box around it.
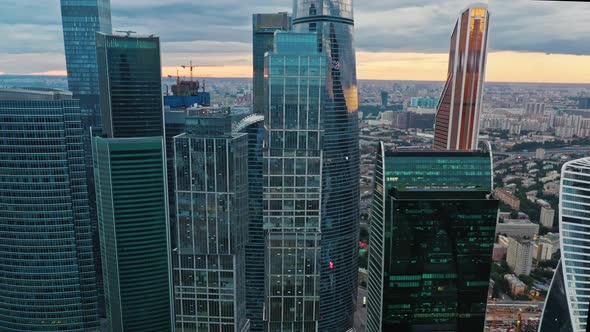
[263,32,325,332]
[96,33,164,138]
[367,143,498,332]
[506,238,534,276]
[235,114,266,331]
[0,88,99,331]
[173,107,249,331]
[292,1,360,329]
[253,12,291,115]
[433,5,490,150]
[540,206,555,228]
[93,137,173,332]
[541,157,590,332]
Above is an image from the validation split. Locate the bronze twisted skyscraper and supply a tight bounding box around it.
[434,4,490,151]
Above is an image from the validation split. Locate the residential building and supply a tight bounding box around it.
[535,242,554,262]
[381,91,388,107]
[493,244,508,262]
[94,33,173,331]
[252,12,291,114]
[507,237,534,276]
[526,103,546,115]
[235,114,266,331]
[173,107,249,331]
[263,32,325,332]
[541,157,590,332]
[495,188,521,210]
[504,274,527,296]
[293,1,361,329]
[0,88,99,331]
[433,5,490,150]
[366,143,498,332]
[536,148,546,160]
[495,220,539,239]
[540,206,555,228]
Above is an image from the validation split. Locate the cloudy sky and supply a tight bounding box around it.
[0,0,589,82]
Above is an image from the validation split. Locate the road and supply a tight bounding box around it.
[354,287,367,332]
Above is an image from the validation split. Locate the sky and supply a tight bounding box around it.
[0,0,589,83]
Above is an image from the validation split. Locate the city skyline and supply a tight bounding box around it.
[1,0,590,83]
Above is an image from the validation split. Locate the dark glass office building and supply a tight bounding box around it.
[0,88,99,331]
[367,143,498,332]
[252,12,291,114]
[93,137,173,332]
[293,1,360,330]
[235,114,266,331]
[96,33,164,138]
[173,107,249,331]
[539,262,573,332]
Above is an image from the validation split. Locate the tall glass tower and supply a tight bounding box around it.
[367,143,498,332]
[252,13,291,115]
[292,1,360,330]
[173,106,249,331]
[0,88,99,331]
[264,31,325,331]
[433,4,489,151]
[235,114,266,331]
[540,157,590,332]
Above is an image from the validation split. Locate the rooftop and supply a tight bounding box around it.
[0,87,72,101]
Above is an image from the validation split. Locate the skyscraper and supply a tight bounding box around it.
[94,33,173,331]
[235,114,266,331]
[433,5,490,151]
[252,12,291,114]
[540,157,590,332]
[0,88,99,331]
[366,143,498,332]
[292,1,360,330]
[173,106,249,331]
[263,31,326,332]
[96,33,164,138]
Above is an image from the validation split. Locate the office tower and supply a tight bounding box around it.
[540,157,590,332]
[96,33,164,138]
[173,106,249,331]
[60,0,112,129]
[0,88,98,331]
[381,91,388,108]
[252,12,291,114]
[94,33,173,332]
[236,114,266,331]
[433,5,490,150]
[263,32,326,332]
[366,142,498,332]
[293,1,360,330]
[506,238,534,276]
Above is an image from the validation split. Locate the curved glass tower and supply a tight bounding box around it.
[541,157,590,332]
[0,88,98,331]
[292,1,360,330]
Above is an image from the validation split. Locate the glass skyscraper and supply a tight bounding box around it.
[96,33,164,138]
[540,157,590,332]
[235,114,266,331]
[292,1,360,330]
[173,107,249,331]
[433,5,490,151]
[94,33,173,331]
[263,32,326,332]
[252,12,291,115]
[0,88,99,331]
[366,143,498,332]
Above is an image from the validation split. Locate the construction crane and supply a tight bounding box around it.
[115,30,136,37]
[180,61,223,82]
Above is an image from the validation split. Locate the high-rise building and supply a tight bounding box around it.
[433,5,490,150]
[525,102,546,115]
[172,106,249,331]
[506,237,534,276]
[252,12,291,114]
[94,33,173,332]
[540,206,555,228]
[96,33,164,138]
[235,114,266,331]
[60,0,112,129]
[540,157,590,332]
[93,136,173,332]
[263,31,325,332]
[381,91,389,108]
[292,1,360,330]
[0,88,99,331]
[366,142,498,332]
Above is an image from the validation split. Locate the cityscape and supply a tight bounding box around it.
[1,1,590,332]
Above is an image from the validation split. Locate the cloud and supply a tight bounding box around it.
[0,0,589,75]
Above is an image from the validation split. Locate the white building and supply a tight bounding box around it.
[540,207,555,228]
[507,237,534,276]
